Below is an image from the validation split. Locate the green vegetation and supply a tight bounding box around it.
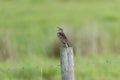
[0,0,120,80]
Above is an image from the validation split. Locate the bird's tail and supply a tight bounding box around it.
[65,43,70,47]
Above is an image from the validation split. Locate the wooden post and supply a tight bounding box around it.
[60,47,74,80]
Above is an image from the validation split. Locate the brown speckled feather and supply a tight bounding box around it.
[57,31,70,47]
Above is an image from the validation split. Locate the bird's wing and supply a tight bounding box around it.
[58,32,69,43]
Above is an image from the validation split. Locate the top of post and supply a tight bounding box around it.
[60,47,73,50]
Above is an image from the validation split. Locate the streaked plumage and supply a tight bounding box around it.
[57,27,70,47]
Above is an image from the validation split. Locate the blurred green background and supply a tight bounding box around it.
[0,0,120,80]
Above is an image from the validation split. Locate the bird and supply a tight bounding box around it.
[57,27,70,47]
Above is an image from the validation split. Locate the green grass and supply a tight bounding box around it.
[0,0,120,80]
[0,54,120,80]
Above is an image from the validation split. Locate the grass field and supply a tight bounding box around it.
[0,0,120,80]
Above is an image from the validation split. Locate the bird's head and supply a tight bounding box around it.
[57,27,63,33]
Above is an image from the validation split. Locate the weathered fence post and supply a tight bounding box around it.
[60,47,74,80]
